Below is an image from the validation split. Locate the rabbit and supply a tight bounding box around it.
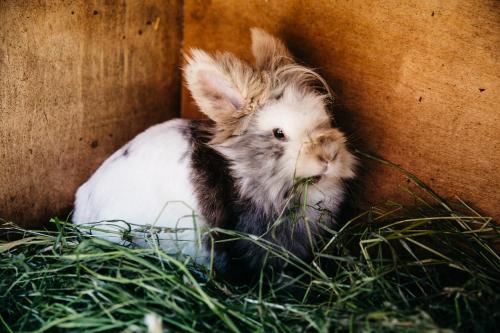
[73,28,357,283]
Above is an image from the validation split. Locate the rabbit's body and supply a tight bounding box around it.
[73,29,357,282]
[73,119,209,261]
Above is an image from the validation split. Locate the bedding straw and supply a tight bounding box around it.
[1,151,499,332]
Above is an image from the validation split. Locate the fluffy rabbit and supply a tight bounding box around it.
[73,28,356,282]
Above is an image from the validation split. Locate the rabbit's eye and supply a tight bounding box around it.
[273,128,286,140]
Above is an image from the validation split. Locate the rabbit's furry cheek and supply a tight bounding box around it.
[214,130,290,208]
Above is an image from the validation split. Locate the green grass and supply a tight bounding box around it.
[1,152,499,333]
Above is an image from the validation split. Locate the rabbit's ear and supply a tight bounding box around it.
[251,28,294,71]
[185,49,268,143]
[184,50,245,123]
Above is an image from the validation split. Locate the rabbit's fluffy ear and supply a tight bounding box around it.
[251,28,294,71]
[185,49,267,143]
[184,50,245,124]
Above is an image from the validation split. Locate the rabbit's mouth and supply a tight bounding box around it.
[297,175,323,187]
[310,175,322,184]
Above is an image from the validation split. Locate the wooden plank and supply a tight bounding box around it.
[0,1,182,226]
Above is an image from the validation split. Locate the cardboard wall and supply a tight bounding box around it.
[0,1,182,226]
[182,0,500,219]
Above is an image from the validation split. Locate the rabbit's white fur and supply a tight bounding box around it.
[73,119,208,261]
[73,28,357,280]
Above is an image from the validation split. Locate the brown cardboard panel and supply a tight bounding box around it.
[0,1,182,226]
[182,0,500,220]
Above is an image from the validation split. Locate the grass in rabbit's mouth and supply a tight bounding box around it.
[1,152,499,333]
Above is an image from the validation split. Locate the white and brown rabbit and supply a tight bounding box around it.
[73,28,356,282]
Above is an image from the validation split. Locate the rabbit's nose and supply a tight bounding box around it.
[319,149,338,163]
[317,156,329,172]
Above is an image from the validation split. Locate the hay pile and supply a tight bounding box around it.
[1,153,499,332]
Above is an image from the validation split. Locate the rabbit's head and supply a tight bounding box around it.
[185,28,356,215]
